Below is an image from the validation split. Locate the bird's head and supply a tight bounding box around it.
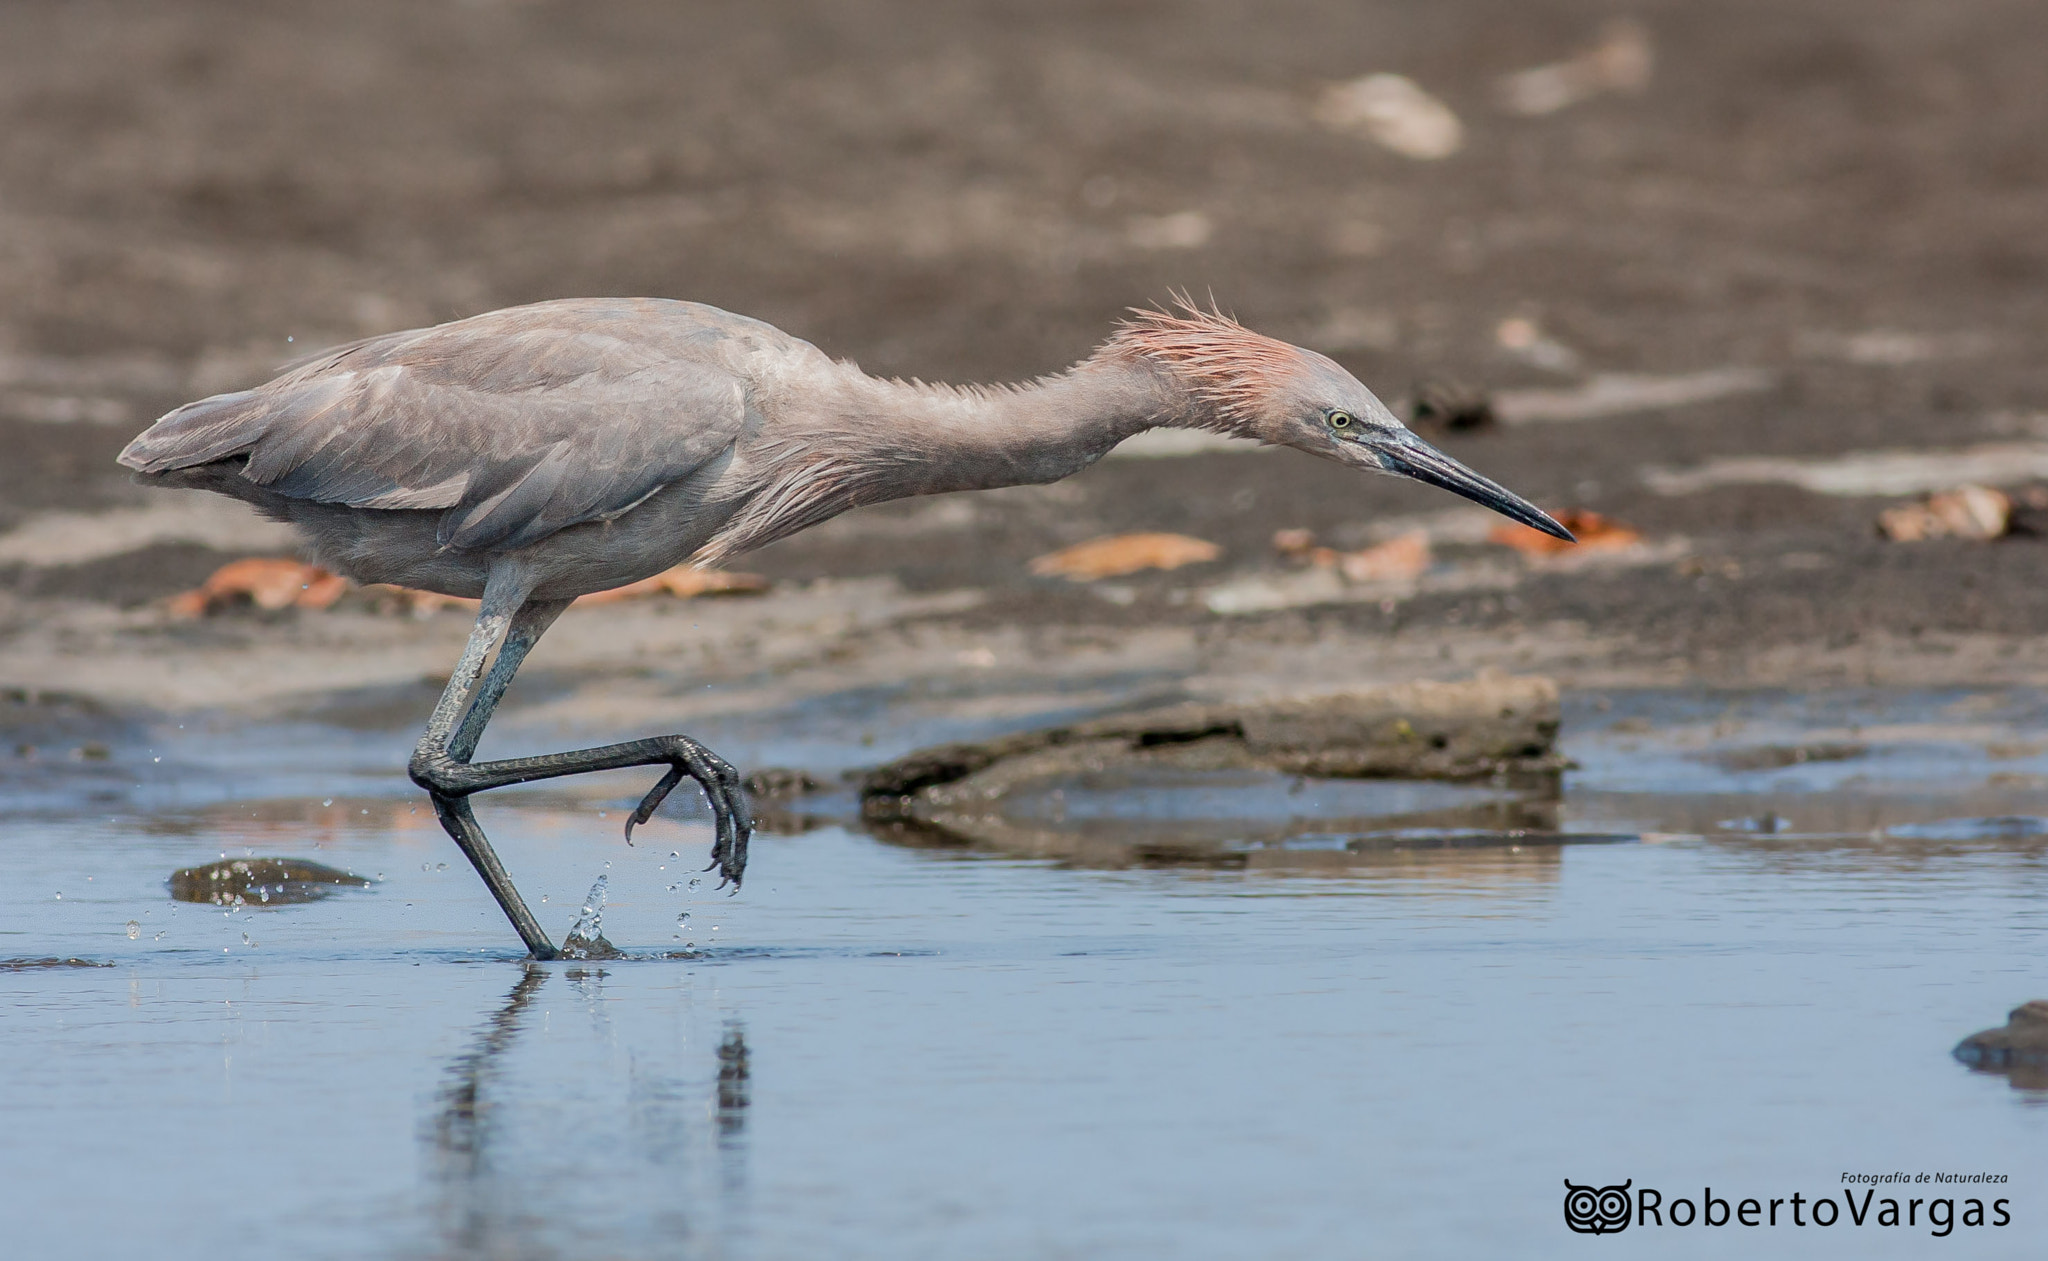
[1105,301,1573,541]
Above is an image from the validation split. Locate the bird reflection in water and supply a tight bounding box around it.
[427,966,750,1257]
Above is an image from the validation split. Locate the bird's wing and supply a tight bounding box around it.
[121,300,780,552]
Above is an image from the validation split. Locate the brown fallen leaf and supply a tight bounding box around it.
[361,586,479,617]
[166,558,348,618]
[574,566,771,606]
[1271,528,1318,557]
[1876,485,2009,542]
[1029,532,1221,581]
[358,567,770,616]
[1336,531,1431,583]
[1488,509,1638,557]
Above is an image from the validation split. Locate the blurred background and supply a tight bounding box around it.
[4,0,2048,670]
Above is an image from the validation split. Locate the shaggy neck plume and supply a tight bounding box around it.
[1095,302,1301,434]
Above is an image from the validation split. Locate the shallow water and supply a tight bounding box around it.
[4,687,2046,1258]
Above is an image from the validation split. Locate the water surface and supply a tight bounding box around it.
[3,687,2045,1258]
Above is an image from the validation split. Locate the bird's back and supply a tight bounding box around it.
[121,299,821,572]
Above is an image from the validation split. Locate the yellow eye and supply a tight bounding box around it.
[1328,411,1354,430]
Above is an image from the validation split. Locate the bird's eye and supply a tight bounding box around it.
[1327,411,1354,430]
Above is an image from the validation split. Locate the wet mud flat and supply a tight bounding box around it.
[5,0,2048,686]
[4,682,2047,1258]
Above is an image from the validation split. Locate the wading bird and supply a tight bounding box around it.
[120,297,1570,957]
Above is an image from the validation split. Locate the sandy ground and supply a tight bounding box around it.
[4,0,2048,729]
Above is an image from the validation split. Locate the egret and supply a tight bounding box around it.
[121,297,1570,957]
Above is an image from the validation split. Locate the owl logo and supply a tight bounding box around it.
[1563,1179,1632,1234]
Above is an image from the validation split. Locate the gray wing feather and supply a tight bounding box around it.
[120,300,767,552]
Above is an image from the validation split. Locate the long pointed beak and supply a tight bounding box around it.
[1372,431,1575,542]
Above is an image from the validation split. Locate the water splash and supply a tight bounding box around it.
[559,875,623,960]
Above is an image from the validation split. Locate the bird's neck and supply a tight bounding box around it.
[696,351,1201,564]
[819,353,1192,499]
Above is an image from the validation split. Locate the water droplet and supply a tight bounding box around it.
[598,810,608,819]
[152,756,161,763]
[53,892,61,900]
[669,851,680,859]
[436,862,447,871]
[153,930,166,941]
[125,920,140,940]
[676,912,691,929]
[666,883,679,892]
[540,894,548,903]
[321,798,333,807]
[241,932,257,948]
[688,878,702,891]
[421,862,431,872]
[602,860,611,870]
[360,808,368,815]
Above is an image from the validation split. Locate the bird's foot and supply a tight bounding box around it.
[622,736,753,889]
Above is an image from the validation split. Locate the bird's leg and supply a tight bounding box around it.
[412,597,560,959]
[448,599,572,764]
[409,594,754,955]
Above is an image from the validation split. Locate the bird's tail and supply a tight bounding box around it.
[118,389,274,475]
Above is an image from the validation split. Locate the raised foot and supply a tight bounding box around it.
[409,732,753,890]
[622,737,753,890]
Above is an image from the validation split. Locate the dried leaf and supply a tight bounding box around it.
[1496,18,1653,117]
[166,558,348,618]
[1314,74,1463,160]
[1488,509,1638,557]
[1029,532,1221,581]
[1337,532,1431,583]
[1876,485,2010,542]
[576,566,772,606]
[1271,528,1318,556]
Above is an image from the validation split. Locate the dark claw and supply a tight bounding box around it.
[623,766,687,845]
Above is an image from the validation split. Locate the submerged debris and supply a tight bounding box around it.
[1028,532,1221,581]
[862,674,1565,828]
[168,857,372,907]
[1707,743,1867,773]
[1954,1001,2048,1090]
[744,767,823,798]
[1876,485,2010,542]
